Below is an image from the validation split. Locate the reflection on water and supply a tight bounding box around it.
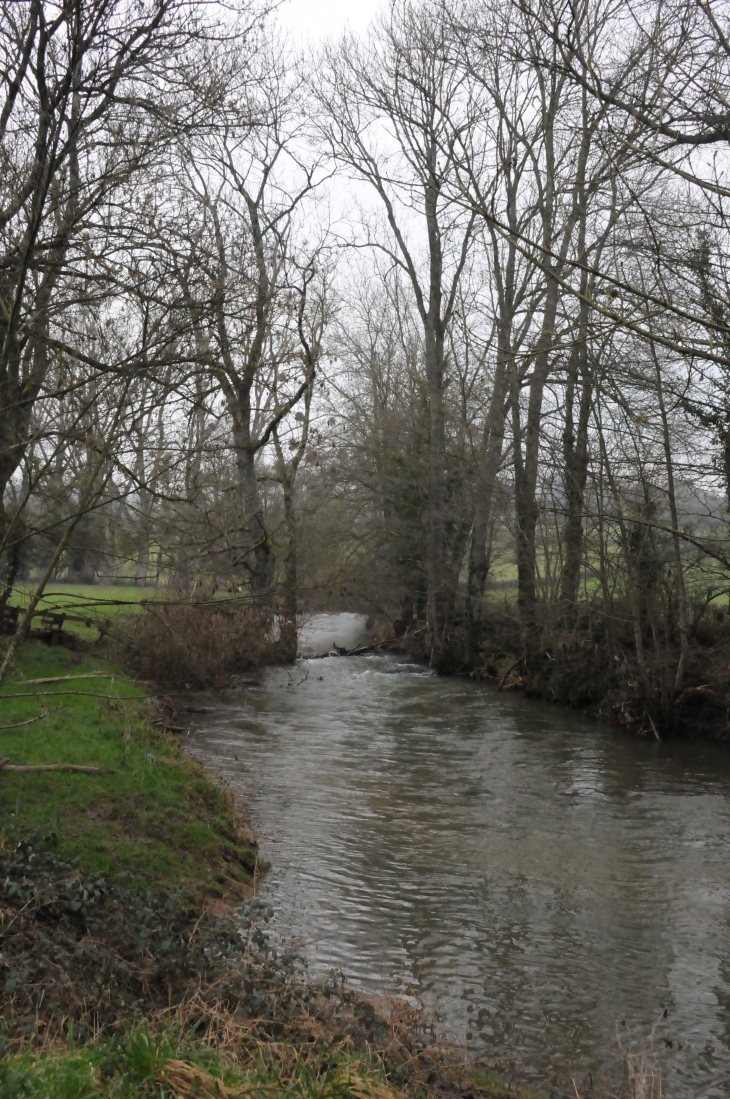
[187,614,730,1097]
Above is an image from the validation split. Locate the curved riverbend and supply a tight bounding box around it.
[187,613,730,1097]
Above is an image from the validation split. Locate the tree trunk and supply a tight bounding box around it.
[513,276,560,665]
[279,480,298,661]
[652,343,690,693]
[0,539,21,611]
[422,147,450,669]
[425,320,447,667]
[100,507,116,586]
[233,422,272,599]
[465,346,510,662]
[595,411,653,699]
[559,296,592,619]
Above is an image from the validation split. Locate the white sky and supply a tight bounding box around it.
[275,0,385,41]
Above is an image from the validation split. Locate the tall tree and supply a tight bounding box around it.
[316,0,475,668]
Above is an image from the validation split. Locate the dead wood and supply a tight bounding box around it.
[0,706,63,731]
[0,759,109,773]
[675,684,716,706]
[498,657,523,691]
[16,672,114,686]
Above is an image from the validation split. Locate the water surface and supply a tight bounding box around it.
[188,613,730,1097]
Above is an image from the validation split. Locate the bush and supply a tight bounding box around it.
[118,601,269,689]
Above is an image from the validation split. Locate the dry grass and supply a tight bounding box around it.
[0,974,537,1099]
[569,1018,666,1099]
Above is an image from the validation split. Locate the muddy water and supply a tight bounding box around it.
[187,613,730,1097]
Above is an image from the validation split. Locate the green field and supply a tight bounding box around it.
[7,583,162,640]
[7,583,255,641]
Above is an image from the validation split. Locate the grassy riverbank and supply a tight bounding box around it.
[0,643,258,893]
[0,640,540,1099]
[0,1024,543,1099]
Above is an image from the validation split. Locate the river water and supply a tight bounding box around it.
[187,613,730,1097]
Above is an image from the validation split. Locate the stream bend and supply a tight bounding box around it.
[188,612,730,1097]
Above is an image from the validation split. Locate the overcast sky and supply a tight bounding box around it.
[276,0,384,41]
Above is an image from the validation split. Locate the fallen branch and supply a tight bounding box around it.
[646,713,662,742]
[341,639,394,655]
[0,705,63,731]
[0,758,109,774]
[345,627,430,657]
[0,691,131,699]
[16,672,114,686]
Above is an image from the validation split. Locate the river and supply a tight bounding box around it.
[187,613,730,1097]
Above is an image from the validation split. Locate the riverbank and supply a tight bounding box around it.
[0,641,540,1099]
[374,609,730,742]
[0,643,259,894]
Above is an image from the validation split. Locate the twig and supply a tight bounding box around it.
[346,639,395,655]
[0,894,37,937]
[152,720,189,733]
[346,628,429,656]
[0,705,63,731]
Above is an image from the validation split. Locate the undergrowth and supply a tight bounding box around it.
[0,839,538,1099]
[0,839,280,1041]
[117,602,272,690]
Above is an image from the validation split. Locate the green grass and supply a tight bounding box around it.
[9,583,163,640]
[0,1026,540,1099]
[0,1029,392,1099]
[0,1031,239,1099]
[0,642,258,898]
[11,582,160,605]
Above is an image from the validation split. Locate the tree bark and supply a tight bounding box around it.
[465,345,510,662]
[652,343,690,693]
[514,274,560,662]
[559,290,592,618]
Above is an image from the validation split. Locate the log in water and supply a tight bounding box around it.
[188,613,730,1097]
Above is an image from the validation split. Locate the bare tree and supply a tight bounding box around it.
[315,0,476,667]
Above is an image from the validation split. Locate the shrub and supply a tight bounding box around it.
[118,601,269,689]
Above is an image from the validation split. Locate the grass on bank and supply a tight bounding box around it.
[0,641,258,897]
[0,1025,542,1099]
[0,1029,404,1099]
